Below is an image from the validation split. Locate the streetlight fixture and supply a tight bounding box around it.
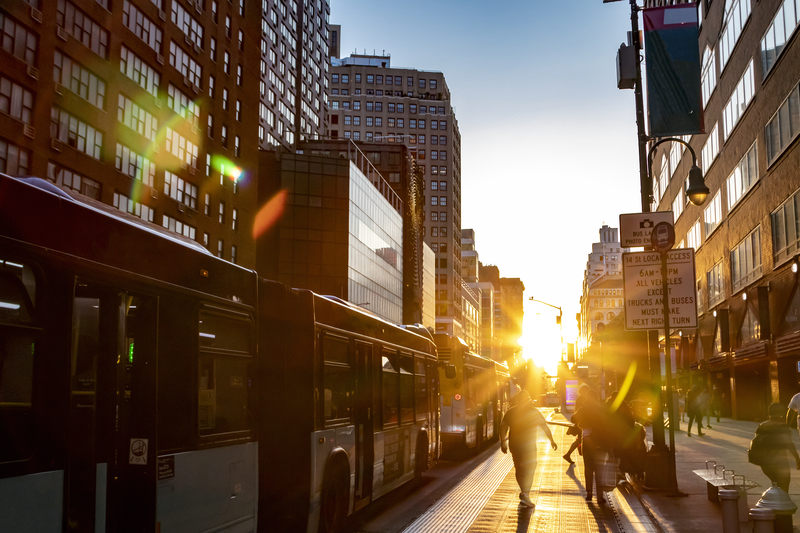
[647,136,710,208]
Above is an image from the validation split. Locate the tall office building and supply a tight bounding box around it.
[329,53,464,336]
[647,0,800,419]
[2,0,261,266]
[256,0,330,149]
[462,229,496,358]
[577,225,626,357]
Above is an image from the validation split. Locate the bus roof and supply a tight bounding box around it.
[0,173,258,305]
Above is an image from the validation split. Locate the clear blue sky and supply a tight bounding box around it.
[333,0,645,371]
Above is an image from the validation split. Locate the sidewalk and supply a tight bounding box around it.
[637,416,800,533]
[401,419,660,533]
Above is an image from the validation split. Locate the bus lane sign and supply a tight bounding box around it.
[623,249,697,330]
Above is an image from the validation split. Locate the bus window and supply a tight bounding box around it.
[466,368,475,405]
[198,310,253,436]
[322,335,352,424]
[381,349,398,428]
[399,353,414,424]
[0,260,38,463]
[414,356,427,422]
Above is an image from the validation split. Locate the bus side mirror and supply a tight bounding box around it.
[445,365,456,379]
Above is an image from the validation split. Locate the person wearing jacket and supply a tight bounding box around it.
[572,389,611,506]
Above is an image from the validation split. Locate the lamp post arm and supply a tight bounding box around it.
[528,298,562,315]
[647,137,698,173]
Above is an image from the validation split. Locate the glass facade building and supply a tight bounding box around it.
[257,152,403,324]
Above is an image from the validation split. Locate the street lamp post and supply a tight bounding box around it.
[605,0,708,496]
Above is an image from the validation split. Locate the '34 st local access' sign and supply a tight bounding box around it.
[622,249,698,330]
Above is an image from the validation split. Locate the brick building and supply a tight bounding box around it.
[648,0,800,419]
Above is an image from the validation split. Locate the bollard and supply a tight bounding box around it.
[755,483,797,533]
[719,489,739,533]
[750,508,775,533]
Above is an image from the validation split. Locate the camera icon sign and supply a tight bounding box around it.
[640,219,654,229]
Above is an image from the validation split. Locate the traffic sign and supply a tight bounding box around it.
[651,221,675,253]
[619,212,674,248]
[623,249,698,330]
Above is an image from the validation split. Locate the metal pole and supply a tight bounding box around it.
[631,0,650,214]
[661,251,687,497]
[630,0,666,453]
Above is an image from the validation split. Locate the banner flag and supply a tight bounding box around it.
[643,4,704,136]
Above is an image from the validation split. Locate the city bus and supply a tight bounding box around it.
[0,174,439,533]
[435,334,510,455]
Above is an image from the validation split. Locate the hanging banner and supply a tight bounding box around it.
[643,4,704,136]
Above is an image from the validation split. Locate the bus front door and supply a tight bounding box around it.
[353,341,374,510]
[66,283,158,533]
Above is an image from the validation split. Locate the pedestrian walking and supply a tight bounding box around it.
[699,385,712,429]
[500,390,557,509]
[687,384,704,437]
[572,389,611,506]
[751,403,800,492]
[563,383,591,464]
[711,385,723,422]
[678,388,686,422]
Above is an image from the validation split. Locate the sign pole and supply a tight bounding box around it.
[660,251,686,497]
[651,221,687,498]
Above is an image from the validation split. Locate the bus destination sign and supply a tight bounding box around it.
[622,249,698,330]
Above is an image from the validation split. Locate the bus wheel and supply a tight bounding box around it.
[320,467,347,533]
[475,419,484,453]
[414,435,428,484]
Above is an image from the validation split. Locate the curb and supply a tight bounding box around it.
[612,480,665,533]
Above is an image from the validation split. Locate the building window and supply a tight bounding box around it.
[219,201,225,224]
[419,79,426,88]
[47,162,99,199]
[686,219,702,250]
[704,191,722,236]
[761,0,800,78]
[440,196,447,206]
[706,261,725,308]
[723,60,754,140]
[720,0,751,70]
[701,122,719,174]
[217,239,224,258]
[731,226,762,293]
[701,46,716,107]
[0,76,34,124]
[765,81,800,165]
[51,107,103,160]
[672,191,685,222]
[772,188,800,265]
[727,142,758,210]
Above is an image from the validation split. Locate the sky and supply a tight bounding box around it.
[332,0,646,373]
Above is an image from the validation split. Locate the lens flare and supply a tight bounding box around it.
[211,155,243,182]
[609,361,637,413]
[253,190,287,239]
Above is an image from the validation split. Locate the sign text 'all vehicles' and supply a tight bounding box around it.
[622,249,698,330]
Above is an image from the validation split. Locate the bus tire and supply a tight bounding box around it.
[319,464,348,533]
[475,419,484,453]
[414,433,428,483]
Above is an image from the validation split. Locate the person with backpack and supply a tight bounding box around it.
[750,402,800,492]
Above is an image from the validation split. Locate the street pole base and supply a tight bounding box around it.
[644,446,671,491]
